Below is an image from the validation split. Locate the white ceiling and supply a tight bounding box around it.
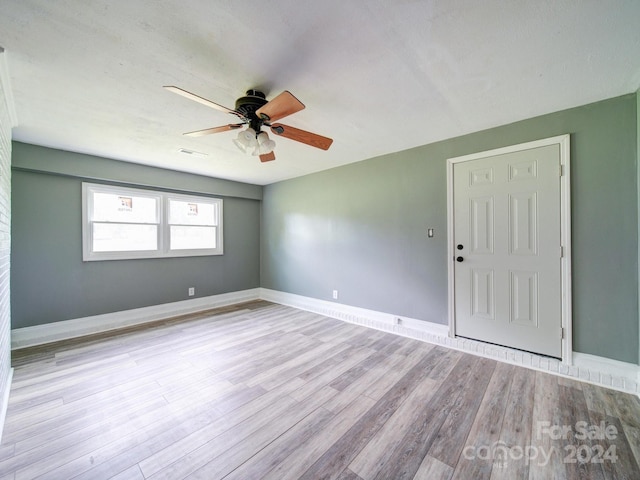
[1,1,639,186]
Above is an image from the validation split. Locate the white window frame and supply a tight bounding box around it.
[82,182,223,261]
[164,192,223,258]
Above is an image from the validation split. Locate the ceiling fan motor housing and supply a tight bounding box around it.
[235,90,268,133]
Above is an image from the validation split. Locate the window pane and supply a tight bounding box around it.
[170,226,216,250]
[92,192,158,223]
[169,199,216,226]
[93,223,158,252]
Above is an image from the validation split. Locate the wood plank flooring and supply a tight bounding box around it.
[1,301,639,479]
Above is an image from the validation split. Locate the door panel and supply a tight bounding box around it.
[509,270,538,326]
[453,144,562,357]
[470,196,494,254]
[471,268,495,319]
[509,192,537,256]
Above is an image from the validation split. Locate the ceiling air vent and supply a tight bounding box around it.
[178,148,208,158]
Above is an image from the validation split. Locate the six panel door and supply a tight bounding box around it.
[453,144,562,358]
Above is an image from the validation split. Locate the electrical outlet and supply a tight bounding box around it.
[188,287,195,297]
[332,290,338,300]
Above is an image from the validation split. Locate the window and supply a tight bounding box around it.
[83,183,223,261]
[167,197,219,251]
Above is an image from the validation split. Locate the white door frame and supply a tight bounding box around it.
[446,135,572,364]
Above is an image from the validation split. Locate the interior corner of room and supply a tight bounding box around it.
[1,3,640,455]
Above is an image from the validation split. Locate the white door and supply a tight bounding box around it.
[452,143,563,357]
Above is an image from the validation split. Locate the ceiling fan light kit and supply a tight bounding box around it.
[165,86,333,163]
[232,127,258,153]
[233,128,276,156]
[254,131,276,156]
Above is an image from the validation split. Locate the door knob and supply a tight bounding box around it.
[457,244,464,250]
[456,256,464,262]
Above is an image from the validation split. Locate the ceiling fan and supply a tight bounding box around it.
[164,86,333,163]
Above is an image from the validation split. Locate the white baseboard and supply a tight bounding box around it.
[260,289,640,396]
[9,287,639,396]
[0,367,13,443]
[259,288,449,337]
[11,288,261,350]
[572,352,640,389]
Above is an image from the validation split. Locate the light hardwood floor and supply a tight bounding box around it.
[1,301,639,479]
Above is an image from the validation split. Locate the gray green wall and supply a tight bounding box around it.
[11,143,262,329]
[262,94,639,364]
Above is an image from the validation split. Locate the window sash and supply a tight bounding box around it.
[91,192,159,224]
[92,223,159,252]
[168,199,218,226]
[169,225,217,251]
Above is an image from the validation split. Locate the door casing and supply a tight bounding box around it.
[446,135,572,363]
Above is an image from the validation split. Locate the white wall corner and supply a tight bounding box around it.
[0,46,18,127]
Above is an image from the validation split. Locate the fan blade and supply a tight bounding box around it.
[184,124,244,137]
[259,151,276,162]
[164,86,243,118]
[255,91,305,122]
[270,123,333,150]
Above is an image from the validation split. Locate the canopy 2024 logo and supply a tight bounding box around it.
[462,421,618,467]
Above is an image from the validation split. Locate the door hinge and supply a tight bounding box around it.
[559,164,564,177]
[561,327,565,339]
[560,246,564,258]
